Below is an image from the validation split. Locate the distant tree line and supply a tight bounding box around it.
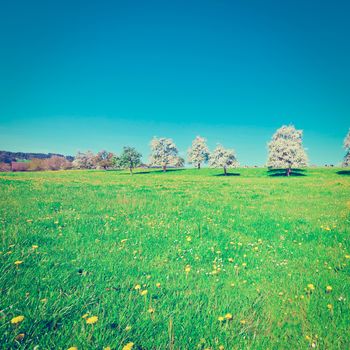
[1,126,349,176]
[0,156,73,172]
[0,151,74,163]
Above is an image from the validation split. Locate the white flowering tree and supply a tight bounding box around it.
[208,144,239,175]
[172,156,185,168]
[343,129,350,167]
[149,137,181,172]
[187,136,210,169]
[72,151,96,169]
[267,125,308,176]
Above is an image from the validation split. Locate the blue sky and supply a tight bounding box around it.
[0,0,349,165]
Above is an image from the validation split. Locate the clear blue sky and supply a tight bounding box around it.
[0,0,349,165]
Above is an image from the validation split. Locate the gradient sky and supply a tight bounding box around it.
[0,0,349,165]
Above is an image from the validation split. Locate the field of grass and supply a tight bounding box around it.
[0,168,349,349]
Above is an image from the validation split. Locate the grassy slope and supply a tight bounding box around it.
[0,168,349,349]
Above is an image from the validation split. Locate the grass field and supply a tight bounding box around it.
[0,168,349,349]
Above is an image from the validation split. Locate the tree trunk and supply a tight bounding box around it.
[224,166,227,176]
[130,167,133,175]
[198,163,201,169]
[286,167,291,176]
[162,165,166,172]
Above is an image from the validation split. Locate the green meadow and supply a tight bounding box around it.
[0,168,349,350]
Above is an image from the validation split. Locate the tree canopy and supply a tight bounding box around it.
[119,147,142,174]
[149,137,181,171]
[208,144,239,175]
[187,136,210,169]
[267,125,308,176]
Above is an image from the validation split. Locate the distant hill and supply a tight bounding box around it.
[0,150,74,163]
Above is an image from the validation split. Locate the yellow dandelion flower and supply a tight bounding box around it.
[242,262,247,268]
[32,245,39,249]
[86,316,98,324]
[104,347,111,350]
[305,335,311,341]
[11,316,24,324]
[218,316,224,322]
[125,325,132,331]
[225,313,233,320]
[240,319,247,325]
[219,346,225,350]
[185,265,191,273]
[148,307,155,313]
[68,347,78,350]
[134,284,141,290]
[186,236,192,242]
[345,255,350,259]
[14,261,23,266]
[156,283,161,288]
[327,304,333,310]
[122,342,134,350]
[140,290,148,296]
[326,286,332,293]
[307,284,315,291]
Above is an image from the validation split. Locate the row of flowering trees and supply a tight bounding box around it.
[74,125,348,176]
[72,137,239,175]
[149,125,306,176]
[148,125,349,176]
[2,126,349,175]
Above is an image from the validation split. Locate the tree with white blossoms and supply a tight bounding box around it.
[173,156,185,168]
[149,137,182,172]
[72,151,96,169]
[208,144,239,175]
[187,136,210,169]
[267,125,308,176]
[343,129,350,167]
